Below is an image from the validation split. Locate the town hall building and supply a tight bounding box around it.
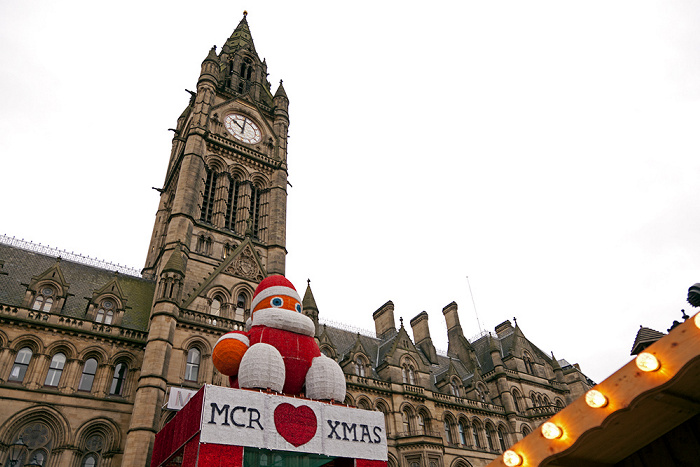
[0,14,592,467]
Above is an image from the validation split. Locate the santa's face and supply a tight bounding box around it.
[254,294,302,315]
[249,276,315,337]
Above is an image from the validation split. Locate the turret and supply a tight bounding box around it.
[302,280,320,336]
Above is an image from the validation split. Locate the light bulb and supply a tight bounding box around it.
[635,352,660,372]
[503,450,523,467]
[694,312,700,329]
[585,389,608,408]
[541,422,563,439]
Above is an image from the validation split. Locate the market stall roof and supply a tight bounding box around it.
[488,311,700,467]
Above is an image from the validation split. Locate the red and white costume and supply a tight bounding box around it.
[213,275,345,400]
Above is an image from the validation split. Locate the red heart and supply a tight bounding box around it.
[273,403,317,447]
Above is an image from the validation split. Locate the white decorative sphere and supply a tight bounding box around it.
[238,343,285,392]
[305,355,346,401]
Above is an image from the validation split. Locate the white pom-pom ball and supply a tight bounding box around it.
[238,343,285,392]
[305,355,346,401]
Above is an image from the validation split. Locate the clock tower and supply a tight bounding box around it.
[124,13,290,465]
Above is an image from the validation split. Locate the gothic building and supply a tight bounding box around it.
[0,15,592,467]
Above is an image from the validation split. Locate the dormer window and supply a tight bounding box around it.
[32,286,55,311]
[95,299,115,325]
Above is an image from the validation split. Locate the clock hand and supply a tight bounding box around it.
[240,119,247,133]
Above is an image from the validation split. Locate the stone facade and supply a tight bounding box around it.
[0,15,592,467]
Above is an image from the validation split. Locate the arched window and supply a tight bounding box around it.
[28,450,46,466]
[211,296,223,317]
[401,409,412,434]
[81,454,98,467]
[235,292,247,320]
[95,299,115,325]
[497,426,508,451]
[402,363,416,385]
[477,383,489,402]
[521,425,532,437]
[44,353,66,387]
[12,423,53,466]
[250,184,263,239]
[458,421,468,445]
[200,168,217,224]
[512,388,526,413]
[110,362,127,395]
[225,175,241,231]
[185,348,201,382]
[354,356,366,377]
[443,419,453,445]
[79,358,98,392]
[238,58,253,93]
[9,347,33,382]
[32,286,55,312]
[485,424,496,451]
[81,434,104,467]
[523,352,534,374]
[472,422,482,448]
[450,378,459,396]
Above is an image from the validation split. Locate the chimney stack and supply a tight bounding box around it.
[410,311,438,364]
[373,301,397,339]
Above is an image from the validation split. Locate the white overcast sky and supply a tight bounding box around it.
[2,1,700,383]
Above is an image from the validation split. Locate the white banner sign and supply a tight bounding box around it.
[199,385,387,461]
[166,387,198,410]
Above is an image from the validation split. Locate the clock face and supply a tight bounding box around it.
[224,113,262,144]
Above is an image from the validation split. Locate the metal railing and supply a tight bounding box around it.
[0,234,142,277]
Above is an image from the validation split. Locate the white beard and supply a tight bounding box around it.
[252,308,315,337]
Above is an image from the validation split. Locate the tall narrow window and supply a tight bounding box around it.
[523,353,534,374]
[458,421,467,445]
[9,347,33,382]
[82,454,98,467]
[185,348,201,382]
[354,356,365,377]
[225,59,234,88]
[238,58,253,93]
[235,293,247,319]
[444,420,453,444]
[486,426,495,451]
[498,427,507,451]
[79,358,98,391]
[402,410,411,434]
[44,353,66,387]
[250,184,262,239]
[200,168,217,223]
[472,423,482,448]
[225,175,240,231]
[110,362,127,395]
[211,297,222,317]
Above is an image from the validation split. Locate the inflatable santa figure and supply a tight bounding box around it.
[212,275,346,401]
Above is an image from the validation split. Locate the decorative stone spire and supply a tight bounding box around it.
[302,279,320,335]
[274,79,288,100]
[223,11,258,55]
